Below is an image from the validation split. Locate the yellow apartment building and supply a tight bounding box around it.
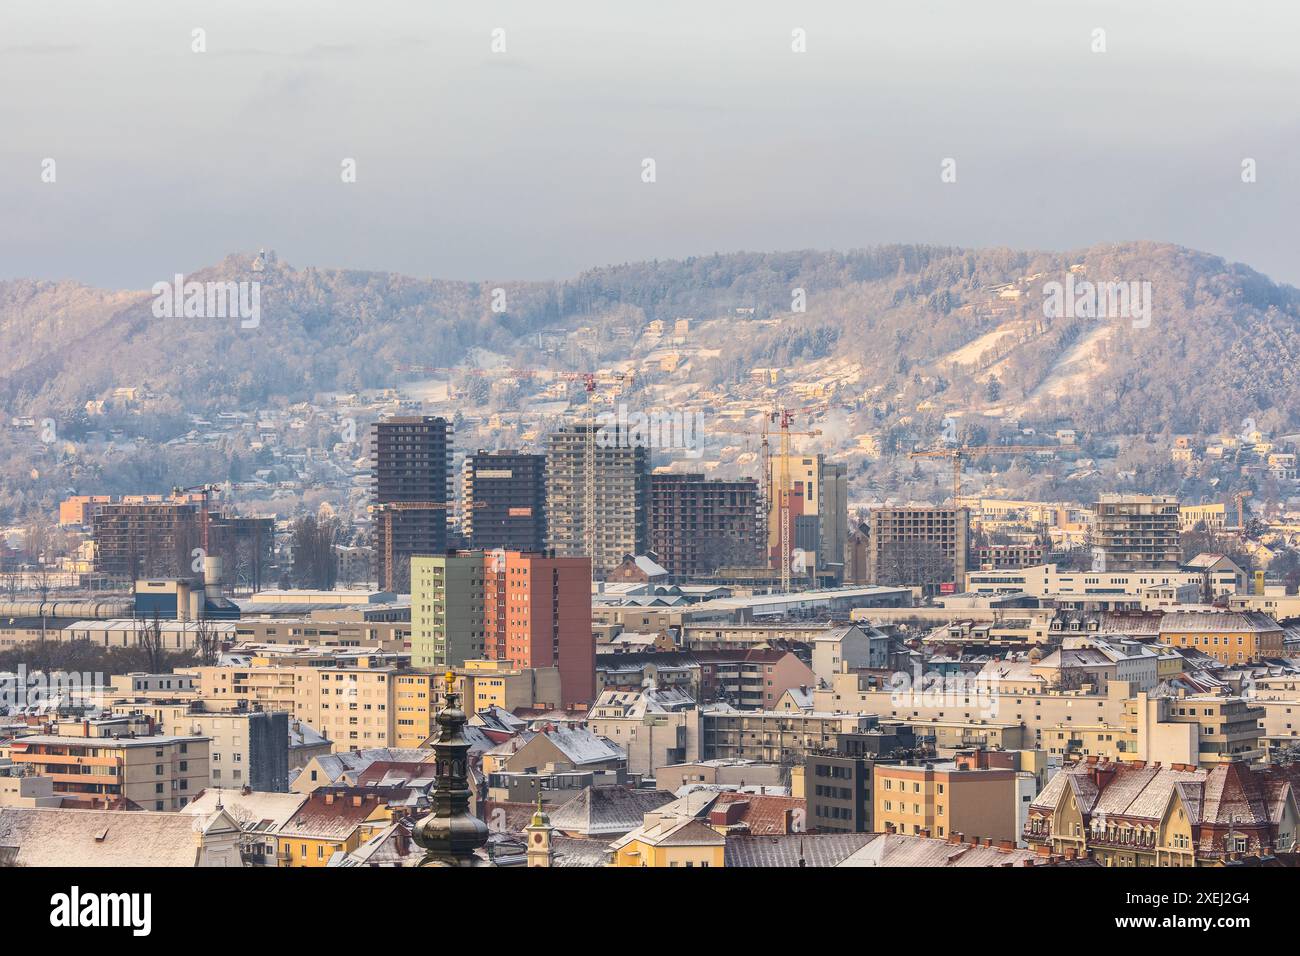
[874,755,1018,843]
[1157,611,1285,664]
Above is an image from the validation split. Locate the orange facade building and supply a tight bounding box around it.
[480,551,595,708]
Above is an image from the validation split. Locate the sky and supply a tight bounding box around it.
[1,0,1297,290]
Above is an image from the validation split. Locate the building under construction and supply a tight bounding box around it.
[371,416,451,592]
[91,501,272,586]
[91,501,199,579]
[867,506,969,591]
[1091,493,1182,571]
[648,473,763,580]
[545,422,648,577]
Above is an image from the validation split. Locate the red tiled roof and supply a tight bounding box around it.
[709,792,807,836]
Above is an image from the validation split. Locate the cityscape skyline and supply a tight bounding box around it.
[1,0,1293,926]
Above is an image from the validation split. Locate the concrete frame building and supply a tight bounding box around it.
[1091,494,1182,572]
[867,506,969,590]
[648,473,763,580]
[545,422,649,577]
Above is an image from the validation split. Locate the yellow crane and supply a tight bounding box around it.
[709,409,822,592]
[907,445,1050,502]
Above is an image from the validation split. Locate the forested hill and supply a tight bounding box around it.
[3,241,1298,439]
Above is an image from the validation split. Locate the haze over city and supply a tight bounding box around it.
[2,0,1298,288]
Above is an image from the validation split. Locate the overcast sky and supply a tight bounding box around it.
[2,0,1297,289]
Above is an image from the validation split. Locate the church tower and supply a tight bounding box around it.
[525,794,555,868]
[413,672,491,867]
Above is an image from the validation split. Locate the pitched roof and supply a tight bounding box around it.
[553,835,613,867]
[354,761,438,791]
[302,748,435,787]
[0,807,211,867]
[1159,610,1282,634]
[277,787,399,840]
[708,792,807,835]
[609,815,724,851]
[725,833,877,867]
[334,820,417,867]
[838,833,1044,867]
[181,789,308,831]
[548,787,676,837]
[541,727,624,767]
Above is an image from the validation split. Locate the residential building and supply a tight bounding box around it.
[585,687,702,778]
[274,786,398,867]
[810,624,891,682]
[694,648,816,710]
[868,506,969,590]
[152,703,290,792]
[1025,759,1299,866]
[7,734,210,811]
[410,553,485,669]
[874,752,1019,842]
[701,710,875,764]
[1158,610,1285,664]
[411,550,594,706]
[463,450,547,552]
[371,416,451,592]
[806,749,887,833]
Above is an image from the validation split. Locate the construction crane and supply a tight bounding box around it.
[906,445,1049,502]
[769,409,824,593]
[172,483,217,553]
[711,408,823,593]
[370,500,484,592]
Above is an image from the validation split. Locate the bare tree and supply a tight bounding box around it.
[290,514,340,590]
[191,616,222,666]
[139,612,167,673]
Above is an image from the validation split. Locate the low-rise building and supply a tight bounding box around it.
[6,733,210,810]
[874,752,1020,842]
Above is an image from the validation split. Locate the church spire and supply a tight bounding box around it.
[413,672,491,867]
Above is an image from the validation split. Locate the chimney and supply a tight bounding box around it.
[947,832,962,845]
